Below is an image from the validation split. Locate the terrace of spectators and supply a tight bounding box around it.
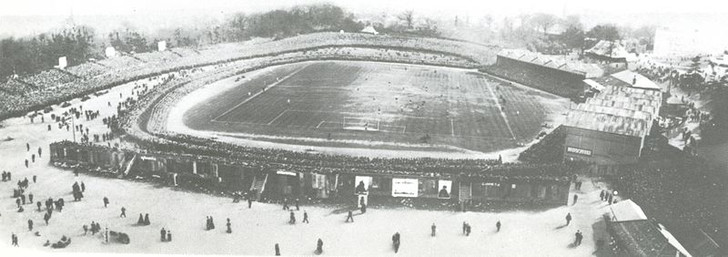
[0,32,499,120]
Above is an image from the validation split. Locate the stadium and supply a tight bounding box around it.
[1,4,726,256]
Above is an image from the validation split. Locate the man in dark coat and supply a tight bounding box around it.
[496,220,501,232]
[303,211,309,223]
[275,243,281,256]
[566,213,572,225]
[392,232,401,253]
[315,238,323,255]
[160,228,166,242]
[346,211,354,223]
[103,197,109,208]
[289,211,296,224]
[28,219,33,231]
[226,218,232,233]
[431,223,436,237]
[144,213,150,225]
[120,207,126,218]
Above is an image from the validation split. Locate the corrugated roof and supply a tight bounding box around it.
[497,49,604,78]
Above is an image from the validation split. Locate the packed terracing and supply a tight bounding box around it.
[0,32,500,120]
[93,32,578,182]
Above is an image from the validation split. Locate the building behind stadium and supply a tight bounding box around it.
[561,70,662,175]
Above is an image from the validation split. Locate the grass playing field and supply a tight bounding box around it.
[182,61,566,153]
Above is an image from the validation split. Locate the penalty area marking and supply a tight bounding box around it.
[316,120,326,128]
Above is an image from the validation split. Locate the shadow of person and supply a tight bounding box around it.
[555,224,568,230]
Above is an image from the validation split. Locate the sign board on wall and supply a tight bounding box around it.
[57,56,67,69]
[566,146,593,156]
[392,178,418,197]
[158,41,167,52]
[437,180,452,199]
[355,176,372,195]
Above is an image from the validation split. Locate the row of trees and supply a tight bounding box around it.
[0,26,97,80]
[495,12,655,55]
[1,4,384,82]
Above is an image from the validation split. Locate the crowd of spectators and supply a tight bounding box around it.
[611,151,728,250]
[518,127,566,164]
[0,32,498,120]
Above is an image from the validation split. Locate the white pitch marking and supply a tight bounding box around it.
[267,109,288,125]
[316,120,326,128]
[450,119,455,137]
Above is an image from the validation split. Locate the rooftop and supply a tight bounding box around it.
[497,49,604,78]
[565,71,662,138]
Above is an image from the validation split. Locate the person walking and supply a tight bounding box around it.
[345,210,354,223]
[11,233,19,247]
[120,207,126,218]
[303,211,309,223]
[431,223,436,237]
[28,193,33,204]
[282,198,289,211]
[295,199,300,211]
[160,227,166,242]
[600,190,605,201]
[36,201,42,212]
[144,213,150,225]
[226,218,232,234]
[27,219,33,231]
[103,197,109,208]
[289,211,296,225]
[275,243,281,256]
[573,194,578,205]
[248,198,253,209]
[566,213,572,226]
[496,220,501,232]
[167,230,172,242]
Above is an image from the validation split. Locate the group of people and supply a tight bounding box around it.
[159,227,172,242]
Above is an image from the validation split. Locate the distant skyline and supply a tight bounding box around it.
[1,0,726,38]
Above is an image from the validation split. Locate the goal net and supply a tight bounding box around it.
[342,117,380,131]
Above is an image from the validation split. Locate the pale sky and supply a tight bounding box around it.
[2,0,725,17]
[1,0,726,38]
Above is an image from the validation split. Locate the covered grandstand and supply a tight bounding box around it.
[484,49,603,98]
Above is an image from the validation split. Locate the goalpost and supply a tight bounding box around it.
[342,117,380,131]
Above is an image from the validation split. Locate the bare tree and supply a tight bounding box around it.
[399,10,414,29]
[530,13,559,35]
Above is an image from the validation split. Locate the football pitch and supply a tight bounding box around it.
[183,61,565,153]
